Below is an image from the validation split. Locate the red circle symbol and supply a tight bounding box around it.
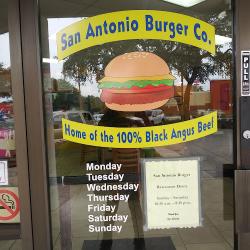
[0,189,20,221]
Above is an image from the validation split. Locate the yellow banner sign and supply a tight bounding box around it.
[62,112,217,148]
[57,10,215,60]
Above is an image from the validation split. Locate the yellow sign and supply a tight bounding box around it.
[57,10,215,60]
[62,111,217,148]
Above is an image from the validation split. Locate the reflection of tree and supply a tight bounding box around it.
[0,62,10,73]
[52,79,79,111]
[192,85,204,92]
[0,62,12,96]
[52,79,104,112]
[53,92,79,111]
[63,11,232,120]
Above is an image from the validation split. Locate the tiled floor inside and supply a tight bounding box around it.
[0,130,234,250]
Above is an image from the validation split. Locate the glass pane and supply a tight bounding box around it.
[0,0,22,247]
[39,0,234,249]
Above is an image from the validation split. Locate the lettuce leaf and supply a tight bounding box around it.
[99,79,174,89]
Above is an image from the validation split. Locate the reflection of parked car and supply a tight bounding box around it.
[93,113,104,124]
[126,116,145,127]
[53,110,95,139]
[145,109,165,125]
[217,111,233,129]
[191,109,211,118]
[165,115,182,124]
[218,116,233,129]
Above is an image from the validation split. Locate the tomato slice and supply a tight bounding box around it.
[101,87,174,104]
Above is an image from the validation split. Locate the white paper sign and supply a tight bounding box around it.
[143,158,201,229]
[0,161,8,185]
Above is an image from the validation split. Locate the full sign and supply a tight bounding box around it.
[241,51,250,96]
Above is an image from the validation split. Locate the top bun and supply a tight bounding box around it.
[104,52,170,78]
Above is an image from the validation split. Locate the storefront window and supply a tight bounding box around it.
[39,0,234,249]
[0,1,21,248]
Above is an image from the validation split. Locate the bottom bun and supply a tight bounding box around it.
[105,99,168,112]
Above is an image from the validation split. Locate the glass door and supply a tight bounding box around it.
[39,0,234,249]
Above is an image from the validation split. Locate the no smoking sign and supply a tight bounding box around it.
[0,188,20,223]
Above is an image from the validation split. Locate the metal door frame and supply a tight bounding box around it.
[0,0,51,249]
[0,0,34,248]
[235,0,250,249]
[18,0,52,249]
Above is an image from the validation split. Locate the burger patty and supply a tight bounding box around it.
[101,87,174,104]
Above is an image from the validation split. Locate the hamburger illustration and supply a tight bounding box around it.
[98,52,175,111]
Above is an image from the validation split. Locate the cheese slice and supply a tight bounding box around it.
[99,74,175,83]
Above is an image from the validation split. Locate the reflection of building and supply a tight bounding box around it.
[165,82,232,116]
[189,91,210,110]
[210,80,232,114]
[164,85,211,115]
[175,85,210,109]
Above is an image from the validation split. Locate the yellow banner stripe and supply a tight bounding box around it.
[62,111,217,148]
[57,10,215,60]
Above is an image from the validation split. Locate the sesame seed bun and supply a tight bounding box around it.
[104,52,172,78]
[99,52,175,112]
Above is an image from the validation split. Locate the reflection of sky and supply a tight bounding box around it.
[0,33,10,68]
[47,18,82,79]
[46,18,232,95]
[46,18,100,97]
